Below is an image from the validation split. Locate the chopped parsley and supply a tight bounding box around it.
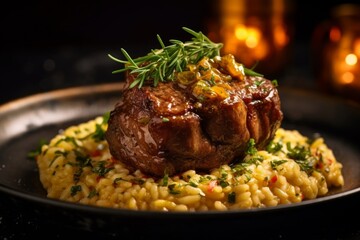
[189,181,198,187]
[168,184,181,195]
[228,192,236,203]
[48,150,68,167]
[231,163,252,176]
[286,142,315,175]
[55,136,80,147]
[270,160,288,170]
[92,161,114,177]
[244,155,263,165]
[90,123,106,142]
[27,139,47,160]
[219,179,230,188]
[102,111,110,124]
[70,185,82,196]
[162,117,170,122]
[161,171,169,186]
[266,140,283,153]
[245,138,257,155]
[88,189,98,198]
[114,177,145,185]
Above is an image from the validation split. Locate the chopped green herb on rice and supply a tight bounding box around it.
[35,116,344,211]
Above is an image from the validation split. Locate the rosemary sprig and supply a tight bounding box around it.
[108,27,262,88]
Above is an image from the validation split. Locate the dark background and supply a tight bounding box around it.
[1,1,360,239]
[1,0,360,104]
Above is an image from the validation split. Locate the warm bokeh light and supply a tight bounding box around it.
[345,53,358,66]
[354,38,360,56]
[234,24,247,40]
[207,0,292,75]
[234,24,262,49]
[333,52,358,86]
[245,28,260,48]
[314,3,360,102]
[329,27,341,42]
[341,72,355,84]
[222,23,269,65]
[273,25,289,48]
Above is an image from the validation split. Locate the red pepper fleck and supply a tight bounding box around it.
[207,180,217,192]
[90,150,102,157]
[316,162,323,169]
[269,175,278,187]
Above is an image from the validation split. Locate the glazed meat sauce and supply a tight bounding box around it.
[106,55,283,177]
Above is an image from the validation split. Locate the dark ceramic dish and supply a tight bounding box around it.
[0,83,359,238]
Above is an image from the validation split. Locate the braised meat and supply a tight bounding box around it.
[106,54,283,177]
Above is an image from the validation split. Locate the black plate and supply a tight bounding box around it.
[1,83,360,238]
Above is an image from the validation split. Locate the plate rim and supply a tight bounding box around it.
[0,83,359,217]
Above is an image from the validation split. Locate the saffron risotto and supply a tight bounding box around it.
[36,115,344,211]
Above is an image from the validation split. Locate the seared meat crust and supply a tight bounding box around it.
[106,73,283,177]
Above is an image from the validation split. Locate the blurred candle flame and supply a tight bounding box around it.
[345,53,357,66]
[207,0,293,77]
[341,72,354,84]
[313,4,360,101]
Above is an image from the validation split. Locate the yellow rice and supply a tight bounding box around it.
[36,116,344,211]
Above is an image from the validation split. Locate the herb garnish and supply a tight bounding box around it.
[228,192,236,203]
[270,160,288,170]
[27,139,47,160]
[231,163,252,177]
[88,189,98,198]
[168,184,181,195]
[79,112,109,142]
[102,111,110,124]
[55,136,80,147]
[70,185,82,196]
[92,160,114,177]
[286,143,315,174]
[89,123,106,142]
[108,27,263,89]
[113,177,145,185]
[161,171,169,186]
[245,138,257,155]
[266,140,283,153]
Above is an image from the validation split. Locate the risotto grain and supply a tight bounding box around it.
[36,116,344,211]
